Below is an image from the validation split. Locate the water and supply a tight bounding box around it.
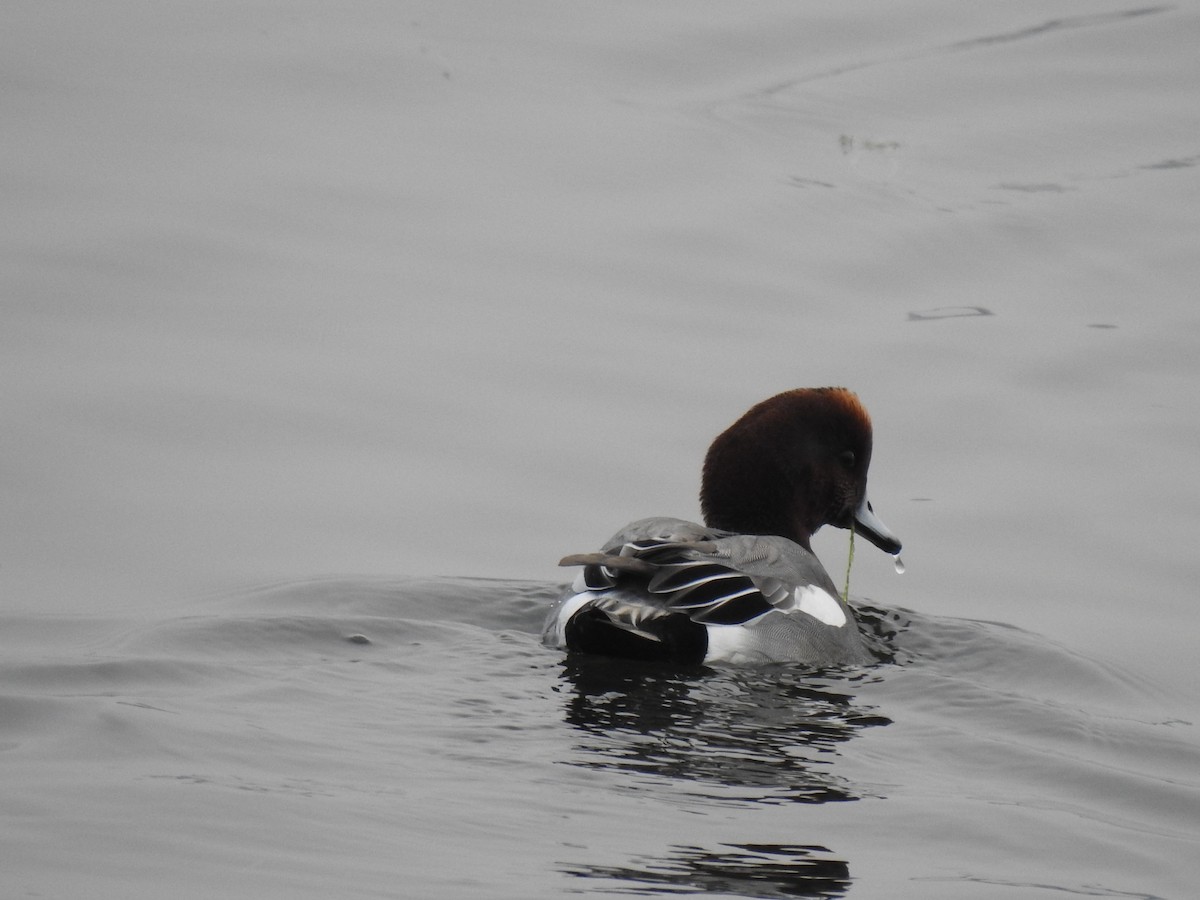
[4,579,1192,897]
[4,2,1200,897]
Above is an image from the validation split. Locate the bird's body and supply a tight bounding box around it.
[542,388,901,666]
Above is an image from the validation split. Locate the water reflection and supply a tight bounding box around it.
[553,608,900,896]
[564,842,851,899]
[555,654,891,805]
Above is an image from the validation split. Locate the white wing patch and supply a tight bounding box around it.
[793,585,847,628]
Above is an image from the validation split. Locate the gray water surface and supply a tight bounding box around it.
[3,2,1199,896]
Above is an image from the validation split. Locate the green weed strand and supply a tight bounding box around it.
[843,520,855,603]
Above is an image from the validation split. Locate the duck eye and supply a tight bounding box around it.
[838,450,856,469]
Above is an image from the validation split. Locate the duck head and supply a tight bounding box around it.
[699,387,902,555]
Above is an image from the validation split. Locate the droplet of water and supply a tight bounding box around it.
[892,555,905,575]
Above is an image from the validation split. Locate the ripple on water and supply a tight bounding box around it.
[554,648,897,807]
[3,577,1196,900]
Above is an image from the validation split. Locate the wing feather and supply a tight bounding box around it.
[562,539,774,627]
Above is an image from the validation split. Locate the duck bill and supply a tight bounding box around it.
[853,495,902,555]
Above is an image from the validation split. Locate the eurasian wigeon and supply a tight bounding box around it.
[542,387,902,666]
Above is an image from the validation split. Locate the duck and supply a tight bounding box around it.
[541,387,902,666]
